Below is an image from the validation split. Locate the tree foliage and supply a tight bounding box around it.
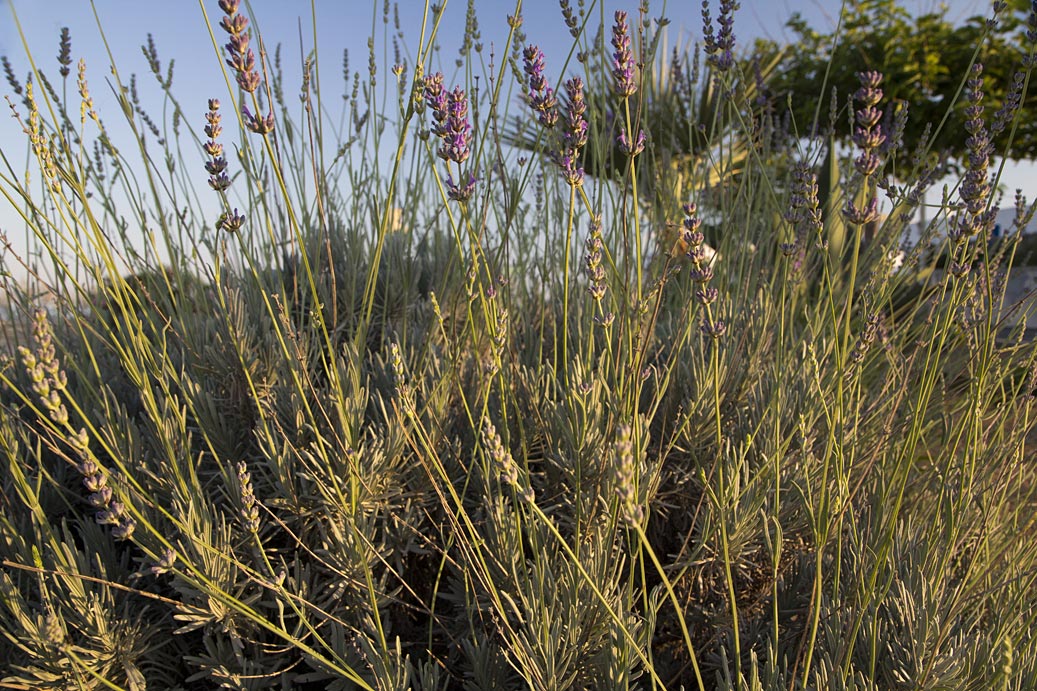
[763,0,1037,167]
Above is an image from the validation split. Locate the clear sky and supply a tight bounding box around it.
[0,0,1029,281]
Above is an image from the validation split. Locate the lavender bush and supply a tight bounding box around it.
[1,1,1035,689]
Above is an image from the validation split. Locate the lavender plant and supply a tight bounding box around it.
[1,1,1036,689]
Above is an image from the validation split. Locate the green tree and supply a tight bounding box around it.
[764,0,1037,169]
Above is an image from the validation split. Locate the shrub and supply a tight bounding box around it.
[1,1,1035,688]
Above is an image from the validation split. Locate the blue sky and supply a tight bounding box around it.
[0,0,1029,280]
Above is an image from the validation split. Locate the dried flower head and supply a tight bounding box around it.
[483,419,533,502]
[237,460,261,533]
[613,423,643,525]
[584,215,607,302]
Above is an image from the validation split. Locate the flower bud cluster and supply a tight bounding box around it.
[584,215,607,303]
[204,99,229,192]
[219,0,260,93]
[18,310,68,425]
[219,0,275,135]
[522,45,558,128]
[702,0,739,72]
[992,71,1025,138]
[682,204,726,338]
[787,163,822,233]
[1025,2,1037,67]
[520,44,588,187]
[951,63,996,247]
[203,98,245,233]
[485,293,509,377]
[423,72,476,202]
[24,82,60,192]
[610,11,637,98]
[782,161,822,271]
[842,71,885,227]
[57,28,72,79]
[559,0,580,38]
[848,312,884,368]
[618,126,646,156]
[558,77,588,186]
[76,59,98,125]
[389,341,412,408]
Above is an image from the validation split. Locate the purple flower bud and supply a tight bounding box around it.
[696,286,719,305]
[447,172,477,202]
[618,127,646,155]
[611,11,637,97]
[842,196,880,226]
[701,318,727,339]
[560,152,584,187]
[855,151,881,177]
[242,105,274,135]
[856,70,883,90]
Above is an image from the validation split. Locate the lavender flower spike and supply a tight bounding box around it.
[703,0,740,72]
[439,86,472,165]
[611,11,637,98]
[522,45,558,128]
[424,75,476,203]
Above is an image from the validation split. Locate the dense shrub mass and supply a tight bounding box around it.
[1,1,1036,688]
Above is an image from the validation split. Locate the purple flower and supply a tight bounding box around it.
[437,86,472,164]
[855,151,881,177]
[701,318,727,339]
[424,74,476,203]
[551,76,589,186]
[953,63,994,243]
[219,0,260,94]
[991,70,1024,136]
[560,152,584,187]
[218,208,245,233]
[848,71,885,177]
[242,105,274,135]
[703,0,739,72]
[618,126,646,155]
[611,11,637,97]
[563,77,587,150]
[447,172,477,202]
[423,72,449,136]
[842,196,880,226]
[696,286,719,305]
[522,45,559,128]
[523,44,548,92]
